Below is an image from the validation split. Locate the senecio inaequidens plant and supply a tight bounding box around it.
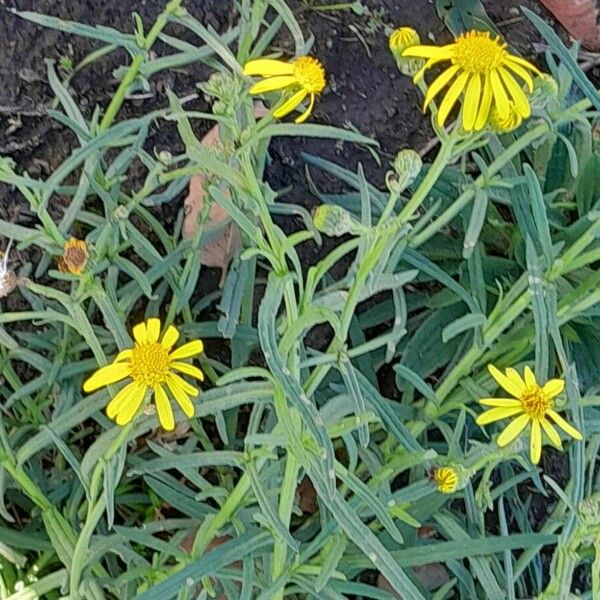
[1,1,600,598]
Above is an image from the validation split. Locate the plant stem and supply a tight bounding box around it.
[98,0,183,132]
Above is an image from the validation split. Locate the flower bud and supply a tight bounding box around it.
[388,27,422,76]
[431,464,469,494]
[313,204,359,237]
[389,148,422,193]
[488,103,523,133]
[528,74,558,111]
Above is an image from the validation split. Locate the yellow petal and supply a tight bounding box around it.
[273,88,307,119]
[155,385,175,431]
[462,73,481,131]
[503,60,534,92]
[490,69,510,120]
[541,418,562,449]
[524,366,536,388]
[496,413,530,447]
[169,340,204,361]
[505,367,526,390]
[115,349,133,362]
[547,410,583,440]
[542,379,565,399]
[161,325,180,350]
[243,59,295,77]
[487,364,524,398]
[106,382,140,419]
[498,67,530,118]
[476,406,524,425]
[249,75,297,94]
[295,93,315,124]
[413,57,448,83]
[480,398,522,408]
[115,384,146,426]
[474,74,493,130]
[423,65,460,111]
[146,318,161,343]
[504,55,540,75]
[530,419,542,464]
[83,362,131,393]
[437,70,469,127]
[171,361,205,381]
[166,377,195,418]
[132,322,148,344]
[402,45,453,59]
[168,373,198,397]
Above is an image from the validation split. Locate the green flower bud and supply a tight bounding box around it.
[388,27,423,76]
[390,149,422,192]
[529,74,558,111]
[199,72,245,116]
[313,205,359,237]
[579,496,600,528]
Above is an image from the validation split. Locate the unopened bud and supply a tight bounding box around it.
[529,74,558,111]
[388,148,422,193]
[313,204,359,237]
[389,27,422,76]
[431,464,469,494]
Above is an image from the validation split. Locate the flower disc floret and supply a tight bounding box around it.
[244,56,326,123]
[293,56,326,94]
[129,342,170,388]
[83,318,205,431]
[402,29,540,131]
[476,365,582,464]
[451,31,506,73]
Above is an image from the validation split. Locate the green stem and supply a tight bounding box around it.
[395,136,456,224]
[69,423,132,596]
[97,0,183,132]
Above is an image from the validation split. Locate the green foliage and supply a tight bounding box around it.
[1,1,600,599]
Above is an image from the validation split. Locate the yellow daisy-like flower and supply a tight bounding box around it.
[83,318,204,431]
[58,238,89,276]
[402,30,540,131]
[476,365,583,464]
[433,467,458,494]
[243,56,326,123]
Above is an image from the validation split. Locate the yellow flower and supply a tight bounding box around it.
[83,318,204,431]
[433,467,458,494]
[58,238,89,276]
[402,30,539,131]
[476,365,583,464]
[243,56,326,123]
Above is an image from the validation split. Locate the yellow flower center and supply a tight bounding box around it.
[130,342,170,387]
[293,57,326,94]
[520,385,553,420]
[452,31,507,73]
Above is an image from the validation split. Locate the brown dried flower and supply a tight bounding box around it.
[58,238,89,276]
